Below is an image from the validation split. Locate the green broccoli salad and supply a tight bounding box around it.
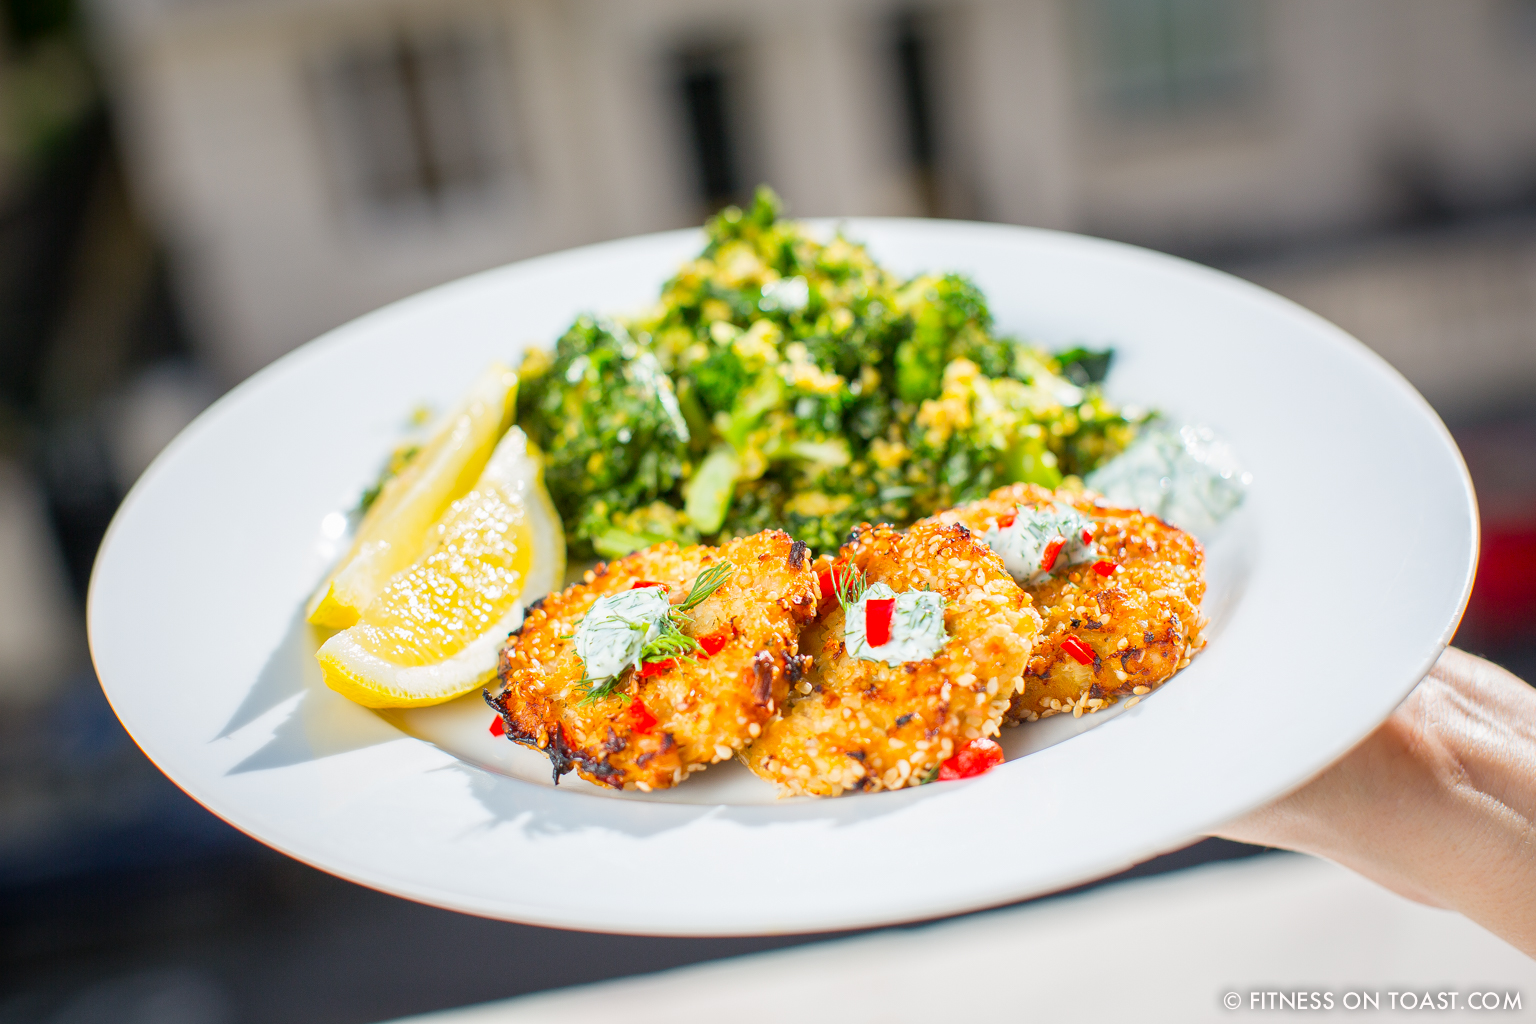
[513,189,1146,561]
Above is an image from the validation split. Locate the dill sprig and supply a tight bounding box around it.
[575,675,621,705]
[634,562,734,664]
[678,561,735,611]
[832,563,869,612]
[917,761,942,785]
[638,616,701,663]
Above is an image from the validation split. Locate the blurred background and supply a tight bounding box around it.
[1,0,1534,1020]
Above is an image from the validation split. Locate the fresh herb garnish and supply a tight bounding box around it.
[637,617,701,664]
[832,564,868,612]
[633,560,736,664]
[570,561,737,701]
[917,762,942,785]
[678,561,735,612]
[575,675,619,705]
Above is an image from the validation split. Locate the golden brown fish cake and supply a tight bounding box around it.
[923,483,1205,721]
[744,520,1041,797]
[488,531,819,791]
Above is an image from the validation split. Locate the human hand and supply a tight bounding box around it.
[1212,647,1536,958]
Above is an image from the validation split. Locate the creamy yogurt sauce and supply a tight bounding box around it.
[982,503,1097,586]
[844,581,948,666]
[572,586,672,682]
[1085,422,1250,536]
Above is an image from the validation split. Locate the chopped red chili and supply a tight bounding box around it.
[1093,559,1118,577]
[1060,635,1095,665]
[488,715,506,737]
[698,629,731,657]
[638,658,677,677]
[626,697,657,733]
[1039,536,1066,572]
[938,737,1005,780]
[1082,527,1094,545]
[630,580,666,590]
[996,513,1016,529]
[818,567,837,600]
[865,597,895,646]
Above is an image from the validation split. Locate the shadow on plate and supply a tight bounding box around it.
[217,606,400,774]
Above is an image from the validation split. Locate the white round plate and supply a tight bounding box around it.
[89,220,1477,936]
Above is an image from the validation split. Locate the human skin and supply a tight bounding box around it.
[1213,647,1536,957]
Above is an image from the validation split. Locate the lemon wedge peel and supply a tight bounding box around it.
[306,364,518,630]
[318,611,523,708]
[317,426,565,709]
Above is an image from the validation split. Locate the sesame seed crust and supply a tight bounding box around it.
[922,483,1207,720]
[488,530,819,791]
[743,520,1041,797]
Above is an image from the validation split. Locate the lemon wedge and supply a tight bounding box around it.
[316,426,565,708]
[307,364,518,630]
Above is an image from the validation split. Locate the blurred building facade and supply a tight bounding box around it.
[87,0,1536,387]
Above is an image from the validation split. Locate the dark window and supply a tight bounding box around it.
[895,14,937,170]
[676,47,744,210]
[317,26,497,217]
[1087,0,1262,118]
[893,11,941,215]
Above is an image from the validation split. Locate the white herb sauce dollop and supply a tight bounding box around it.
[844,581,948,666]
[1085,423,1249,536]
[982,503,1097,585]
[573,586,672,682]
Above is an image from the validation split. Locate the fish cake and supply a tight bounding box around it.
[744,520,1041,797]
[923,483,1205,721]
[488,530,819,791]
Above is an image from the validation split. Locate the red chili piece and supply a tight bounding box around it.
[938,737,1005,780]
[638,658,677,677]
[1082,527,1094,545]
[1093,559,1118,577]
[865,597,895,647]
[996,513,1016,529]
[625,697,658,733]
[1060,635,1095,665]
[698,629,731,657]
[488,715,506,737]
[818,567,837,600]
[631,580,666,590]
[1039,536,1066,572]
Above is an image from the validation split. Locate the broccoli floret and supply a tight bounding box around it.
[893,274,995,403]
[691,344,751,416]
[518,317,691,556]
